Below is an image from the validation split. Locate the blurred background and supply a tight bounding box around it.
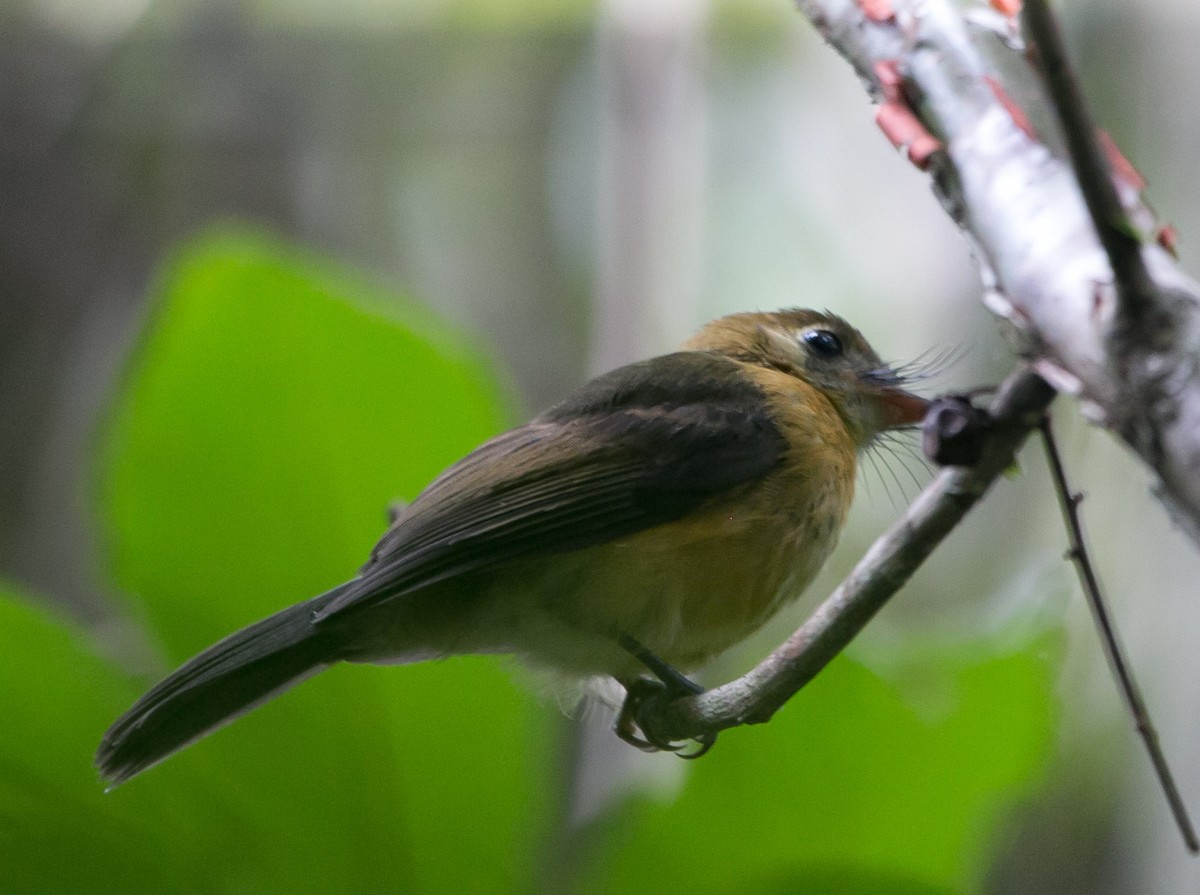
[3,0,1200,891]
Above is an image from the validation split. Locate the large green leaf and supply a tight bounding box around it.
[0,587,218,894]
[89,229,546,892]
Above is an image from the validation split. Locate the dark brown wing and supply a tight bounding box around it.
[314,351,785,622]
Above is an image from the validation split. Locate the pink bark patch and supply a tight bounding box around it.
[874,60,904,102]
[1157,225,1179,258]
[876,102,943,170]
[985,75,1036,140]
[859,0,895,23]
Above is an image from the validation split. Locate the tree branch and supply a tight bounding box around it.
[1021,0,1157,325]
[789,0,1200,545]
[639,367,1055,745]
[1040,416,1199,852]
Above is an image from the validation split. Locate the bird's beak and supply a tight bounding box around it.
[876,387,929,428]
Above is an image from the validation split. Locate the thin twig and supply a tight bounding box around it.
[1039,416,1199,853]
[1021,0,1158,325]
[638,367,1056,744]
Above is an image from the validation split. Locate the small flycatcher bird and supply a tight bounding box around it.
[97,308,927,784]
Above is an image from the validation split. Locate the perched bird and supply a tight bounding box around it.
[96,308,927,785]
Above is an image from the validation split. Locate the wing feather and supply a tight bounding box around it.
[315,352,784,621]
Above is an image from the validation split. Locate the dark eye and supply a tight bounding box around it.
[802,329,843,359]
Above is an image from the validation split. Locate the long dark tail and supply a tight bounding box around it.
[96,585,349,787]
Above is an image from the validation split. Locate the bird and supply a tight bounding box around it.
[96,307,928,785]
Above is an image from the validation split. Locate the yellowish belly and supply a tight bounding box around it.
[593,491,843,668]
[479,468,851,678]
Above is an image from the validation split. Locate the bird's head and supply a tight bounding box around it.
[683,308,929,448]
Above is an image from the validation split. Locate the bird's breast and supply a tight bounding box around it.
[495,421,857,677]
[626,448,854,668]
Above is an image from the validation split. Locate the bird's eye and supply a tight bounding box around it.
[802,329,843,359]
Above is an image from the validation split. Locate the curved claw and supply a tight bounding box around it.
[677,731,717,760]
[615,679,668,752]
[615,678,718,759]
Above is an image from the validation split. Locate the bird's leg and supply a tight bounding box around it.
[615,635,716,759]
[618,634,704,696]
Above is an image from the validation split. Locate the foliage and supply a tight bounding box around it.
[0,230,1058,893]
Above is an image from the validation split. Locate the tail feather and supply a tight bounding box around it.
[96,586,347,787]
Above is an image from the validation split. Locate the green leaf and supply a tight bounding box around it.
[90,228,546,892]
[0,587,227,894]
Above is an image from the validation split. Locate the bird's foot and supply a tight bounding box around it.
[615,677,716,760]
